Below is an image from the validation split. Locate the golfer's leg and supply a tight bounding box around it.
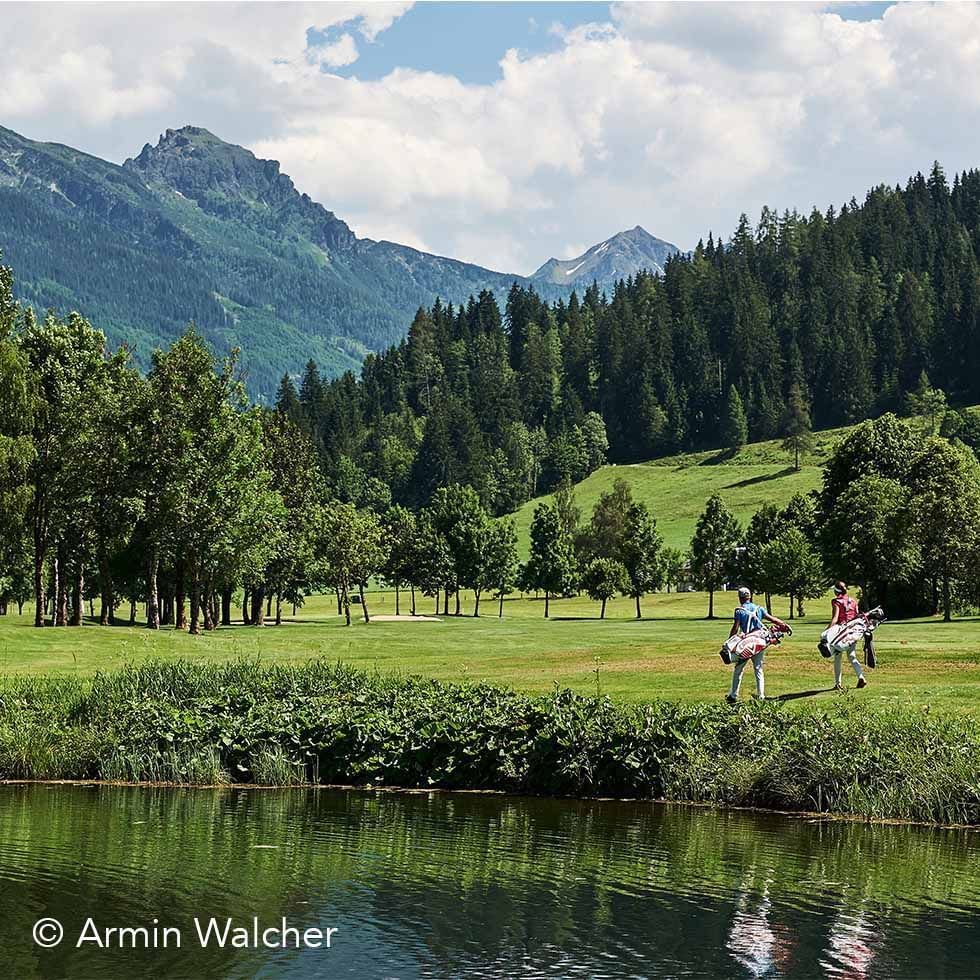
[753,651,765,699]
[847,643,863,680]
[833,652,843,687]
[731,660,746,698]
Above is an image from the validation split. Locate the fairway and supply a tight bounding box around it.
[3,589,979,716]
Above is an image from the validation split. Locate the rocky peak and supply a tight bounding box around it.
[124,126,356,252]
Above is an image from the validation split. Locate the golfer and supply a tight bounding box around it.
[726,587,789,704]
[828,582,867,690]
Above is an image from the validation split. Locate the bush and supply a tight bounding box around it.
[0,662,978,824]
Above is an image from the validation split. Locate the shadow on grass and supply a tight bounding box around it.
[771,688,833,702]
[723,466,798,489]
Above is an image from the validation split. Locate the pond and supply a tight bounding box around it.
[1,784,979,978]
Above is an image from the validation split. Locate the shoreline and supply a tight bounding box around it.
[3,658,980,828]
[2,778,979,832]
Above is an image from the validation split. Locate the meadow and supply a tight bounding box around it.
[2,588,979,716]
[510,427,847,553]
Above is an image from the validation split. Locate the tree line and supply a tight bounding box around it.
[286,162,980,518]
[683,408,980,622]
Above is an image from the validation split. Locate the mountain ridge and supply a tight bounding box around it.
[0,123,678,395]
[531,225,679,287]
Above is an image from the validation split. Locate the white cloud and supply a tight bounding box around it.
[313,33,360,69]
[2,2,980,273]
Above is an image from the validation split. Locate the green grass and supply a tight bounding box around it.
[3,658,980,822]
[512,426,850,554]
[3,589,980,716]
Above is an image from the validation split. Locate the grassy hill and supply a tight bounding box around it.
[512,425,854,554]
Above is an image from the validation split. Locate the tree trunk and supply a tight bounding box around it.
[275,593,282,626]
[943,572,952,623]
[600,597,607,619]
[454,590,461,616]
[146,551,160,630]
[55,545,68,626]
[498,591,504,618]
[473,590,481,617]
[544,591,550,618]
[411,583,416,616]
[335,587,342,616]
[251,585,266,627]
[341,578,351,626]
[242,589,250,625]
[266,595,273,617]
[708,588,714,619]
[175,560,187,630]
[189,571,202,635]
[221,587,233,627]
[359,582,370,623]
[70,567,83,626]
[129,598,137,625]
[635,594,642,619]
[203,578,216,631]
[98,548,114,626]
[33,545,45,627]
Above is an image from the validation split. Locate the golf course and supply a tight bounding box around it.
[2,588,978,715]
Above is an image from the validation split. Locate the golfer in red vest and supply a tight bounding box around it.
[829,582,867,691]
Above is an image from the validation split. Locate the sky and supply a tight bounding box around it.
[2,1,979,274]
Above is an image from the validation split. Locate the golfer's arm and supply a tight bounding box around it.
[763,611,788,630]
[729,618,739,637]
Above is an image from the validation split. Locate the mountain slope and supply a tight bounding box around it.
[510,426,853,557]
[531,226,679,289]
[0,125,533,396]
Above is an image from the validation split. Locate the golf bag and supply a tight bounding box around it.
[720,622,792,665]
[818,607,886,661]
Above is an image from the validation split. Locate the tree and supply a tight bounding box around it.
[760,528,825,619]
[661,547,686,593]
[381,505,417,616]
[722,385,748,453]
[905,371,947,436]
[734,503,782,609]
[553,478,581,543]
[21,311,111,627]
[619,502,664,618]
[524,502,577,618]
[690,494,741,618]
[821,474,918,610]
[319,503,388,625]
[581,558,629,619]
[409,516,454,615]
[909,439,980,621]
[483,519,519,618]
[259,411,325,626]
[781,383,815,470]
[426,484,491,615]
[0,259,34,619]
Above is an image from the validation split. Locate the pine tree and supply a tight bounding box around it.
[781,383,815,470]
[721,385,748,453]
[690,493,741,618]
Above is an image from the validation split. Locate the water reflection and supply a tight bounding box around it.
[0,785,976,978]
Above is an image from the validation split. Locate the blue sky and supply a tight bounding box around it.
[320,3,612,84]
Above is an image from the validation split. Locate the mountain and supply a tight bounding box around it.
[0,124,534,396]
[0,123,679,397]
[531,226,679,288]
